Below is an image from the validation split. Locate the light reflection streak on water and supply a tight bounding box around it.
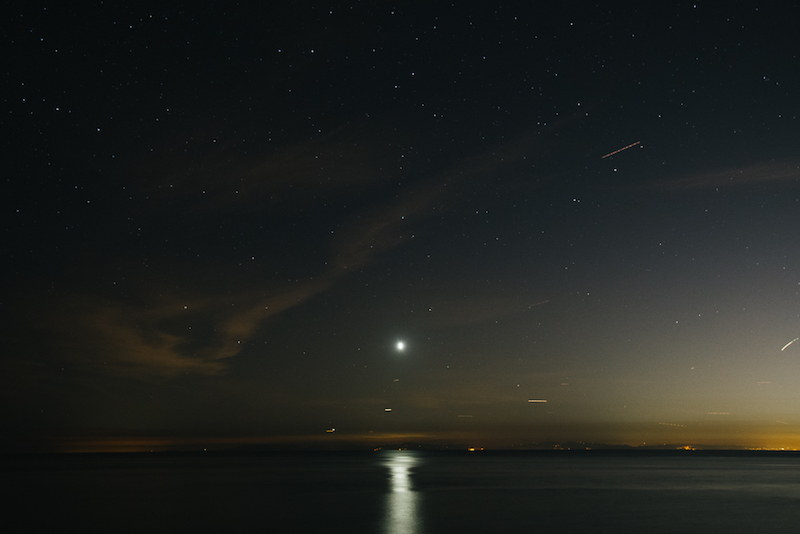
[382,451,421,534]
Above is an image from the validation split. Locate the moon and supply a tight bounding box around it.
[395,340,406,352]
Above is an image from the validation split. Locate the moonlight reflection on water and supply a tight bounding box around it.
[382,451,421,534]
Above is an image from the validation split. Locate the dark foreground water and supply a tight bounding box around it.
[4,450,800,533]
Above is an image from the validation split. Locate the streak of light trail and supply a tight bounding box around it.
[781,337,799,351]
[601,141,640,159]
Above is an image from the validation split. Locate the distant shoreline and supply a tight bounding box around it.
[4,447,800,460]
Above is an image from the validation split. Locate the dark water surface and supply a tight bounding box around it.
[4,450,800,533]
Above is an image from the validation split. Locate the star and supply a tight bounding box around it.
[395,341,405,352]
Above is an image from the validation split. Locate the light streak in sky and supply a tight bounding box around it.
[601,141,640,159]
[528,399,547,403]
[781,337,799,351]
[528,300,550,308]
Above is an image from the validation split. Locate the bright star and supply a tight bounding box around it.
[395,341,405,351]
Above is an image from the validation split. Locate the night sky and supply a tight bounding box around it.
[4,2,800,453]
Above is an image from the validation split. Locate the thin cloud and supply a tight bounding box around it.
[35,130,548,379]
[421,293,548,328]
[51,298,228,378]
[127,123,400,217]
[646,161,800,191]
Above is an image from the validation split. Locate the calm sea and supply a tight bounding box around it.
[4,450,800,533]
